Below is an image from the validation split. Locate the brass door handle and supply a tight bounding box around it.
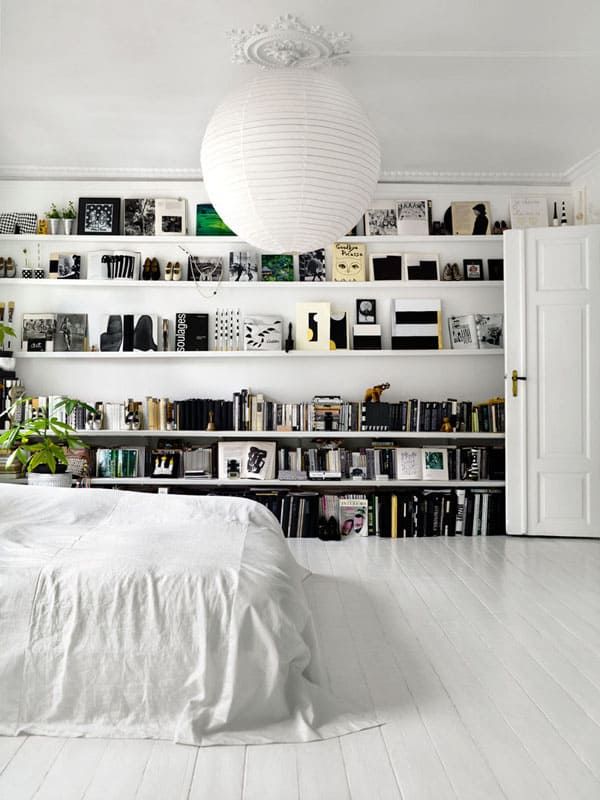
[511,369,527,397]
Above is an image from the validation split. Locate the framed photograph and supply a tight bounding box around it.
[450,201,491,235]
[364,203,397,236]
[196,203,235,236]
[509,197,548,229]
[356,298,376,324]
[299,249,326,281]
[488,258,504,281]
[396,200,431,235]
[476,313,504,349]
[260,254,294,282]
[229,251,258,282]
[124,198,155,236]
[404,252,440,281]
[463,258,483,280]
[155,198,186,235]
[369,253,403,281]
[422,447,449,481]
[77,198,121,235]
[22,313,57,352]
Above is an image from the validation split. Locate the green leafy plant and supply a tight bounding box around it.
[62,201,77,219]
[0,396,94,474]
[47,203,62,219]
[0,323,15,351]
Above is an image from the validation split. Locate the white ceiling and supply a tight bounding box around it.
[1,0,599,181]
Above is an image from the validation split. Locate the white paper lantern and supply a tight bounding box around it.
[200,70,381,253]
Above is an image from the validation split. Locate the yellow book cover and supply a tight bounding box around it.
[332,242,366,282]
[391,494,398,539]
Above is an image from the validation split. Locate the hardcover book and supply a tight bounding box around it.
[87,250,141,280]
[99,314,158,352]
[299,249,326,281]
[509,197,548,229]
[394,448,423,480]
[391,299,442,350]
[260,254,294,282]
[450,201,491,235]
[22,314,57,352]
[175,313,209,351]
[332,242,366,281]
[217,440,276,480]
[396,200,431,235]
[329,312,348,350]
[155,198,186,235]
[339,497,369,537]
[49,253,81,280]
[243,315,283,351]
[187,256,224,282]
[54,314,88,352]
[448,314,479,349]
[422,447,449,481]
[353,324,382,350]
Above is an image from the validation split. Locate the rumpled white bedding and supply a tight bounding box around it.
[0,484,377,745]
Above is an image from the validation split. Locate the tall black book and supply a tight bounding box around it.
[175,313,209,351]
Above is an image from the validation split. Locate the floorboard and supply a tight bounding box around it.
[2,537,600,800]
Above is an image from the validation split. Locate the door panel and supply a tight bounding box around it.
[505,225,599,537]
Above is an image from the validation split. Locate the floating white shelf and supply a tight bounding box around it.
[0,234,503,245]
[74,430,505,440]
[89,477,506,488]
[15,349,504,359]
[1,278,504,289]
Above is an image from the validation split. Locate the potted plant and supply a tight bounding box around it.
[0,396,94,487]
[0,323,16,374]
[61,201,77,235]
[46,203,62,235]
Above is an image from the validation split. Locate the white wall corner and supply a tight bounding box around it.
[565,149,600,224]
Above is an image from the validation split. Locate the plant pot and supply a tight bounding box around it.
[28,469,72,488]
[0,350,15,374]
[48,218,61,235]
[63,218,75,235]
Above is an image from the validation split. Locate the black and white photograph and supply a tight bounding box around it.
[77,198,121,235]
[54,314,88,352]
[229,250,258,281]
[299,249,326,281]
[155,198,186,235]
[124,198,155,236]
[57,253,81,279]
[364,204,397,235]
[476,312,504,348]
[356,298,376,324]
[450,200,491,235]
[187,256,224,282]
[22,313,57,352]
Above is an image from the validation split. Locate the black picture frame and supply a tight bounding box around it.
[488,258,504,281]
[463,258,484,281]
[77,198,121,236]
[356,298,377,324]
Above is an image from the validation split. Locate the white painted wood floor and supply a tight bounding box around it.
[1,535,600,800]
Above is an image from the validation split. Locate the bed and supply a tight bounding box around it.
[0,484,376,746]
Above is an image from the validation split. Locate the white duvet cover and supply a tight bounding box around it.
[0,485,376,745]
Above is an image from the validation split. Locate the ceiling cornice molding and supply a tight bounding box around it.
[379,169,568,186]
[563,148,600,184]
[0,165,205,181]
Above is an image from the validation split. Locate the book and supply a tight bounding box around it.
[260,254,294,282]
[155,198,186,235]
[175,313,209,351]
[353,324,382,350]
[476,313,504,349]
[339,496,369,537]
[299,249,326,281]
[99,314,158,352]
[195,203,235,236]
[448,315,479,349]
[394,448,422,479]
[217,440,276,480]
[450,201,491,235]
[329,312,348,350]
[87,250,141,280]
[49,252,81,280]
[422,447,449,481]
[187,256,224,282]
[295,302,331,350]
[124,198,155,236]
[243,315,283,351]
[391,299,442,350]
[332,242,366,281]
[22,314,56,352]
[396,200,431,235]
[54,314,88,352]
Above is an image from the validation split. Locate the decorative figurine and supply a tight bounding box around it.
[285,322,294,353]
[206,410,216,431]
[364,382,390,403]
[440,417,453,432]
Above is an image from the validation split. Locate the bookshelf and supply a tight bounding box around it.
[89,477,505,488]
[14,350,504,360]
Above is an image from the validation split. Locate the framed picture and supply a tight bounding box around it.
[404,252,440,281]
[396,200,431,235]
[229,251,258,282]
[509,197,548,229]
[488,258,504,281]
[369,253,403,281]
[422,447,449,481]
[463,258,484,280]
[196,203,235,236]
[124,198,155,236]
[77,198,121,235]
[299,249,326,281]
[356,299,376,324]
[155,198,186,235]
[295,302,331,350]
[330,311,348,350]
[450,201,491,235]
[364,203,397,236]
[260,254,294,282]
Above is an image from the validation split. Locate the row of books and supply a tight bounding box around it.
[245,487,506,538]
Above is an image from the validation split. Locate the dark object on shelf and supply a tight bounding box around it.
[151,258,160,280]
[371,255,402,281]
[440,417,453,432]
[353,324,382,350]
[285,322,294,352]
[364,383,390,403]
[431,220,447,236]
[443,207,453,235]
[463,259,484,281]
[99,315,123,352]
[133,315,158,352]
[162,319,169,352]
[492,221,502,235]
[318,516,341,541]
[406,258,438,281]
[77,198,121,236]
[488,258,504,281]
[175,313,209,351]
[206,410,216,432]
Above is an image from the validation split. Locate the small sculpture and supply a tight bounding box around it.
[206,410,216,431]
[285,322,294,353]
[364,382,390,403]
[440,417,453,433]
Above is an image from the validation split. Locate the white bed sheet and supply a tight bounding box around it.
[0,484,377,745]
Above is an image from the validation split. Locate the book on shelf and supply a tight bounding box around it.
[243,315,283,351]
[353,324,382,350]
[339,496,369,537]
[175,313,209,352]
[95,448,142,478]
[217,440,277,480]
[98,314,158,352]
[229,251,258,282]
[364,203,398,237]
[22,314,56,352]
[260,254,294,282]
[182,447,213,479]
[391,298,442,350]
[49,253,81,280]
[448,314,504,350]
[369,254,403,281]
[88,250,141,280]
[396,200,432,235]
[331,242,366,281]
[214,308,241,351]
[404,252,439,280]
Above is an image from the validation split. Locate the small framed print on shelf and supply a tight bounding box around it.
[369,253,403,281]
[77,198,121,235]
[155,198,186,235]
[487,258,504,281]
[404,252,440,281]
[450,201,491,235]
[356,298,376,324]
[463,258,484,281]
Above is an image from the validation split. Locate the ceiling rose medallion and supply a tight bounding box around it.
[200,15,381,253]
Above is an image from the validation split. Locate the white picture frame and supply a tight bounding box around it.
[509,197,549,229]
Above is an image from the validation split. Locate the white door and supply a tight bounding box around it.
[505,225,600,536]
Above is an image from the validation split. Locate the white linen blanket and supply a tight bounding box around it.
[0,484,376,745]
